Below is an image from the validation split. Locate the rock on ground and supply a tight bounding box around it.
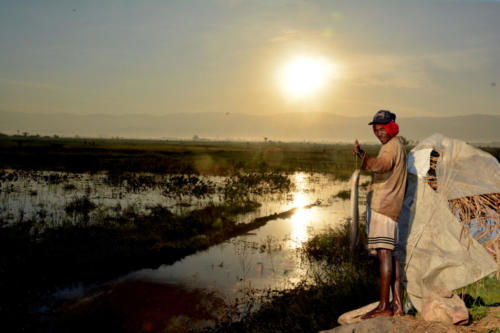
[319,316,403,333]
[421,290,469,325]
[336,301,379,325]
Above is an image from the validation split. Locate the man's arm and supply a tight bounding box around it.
[362,152,393,173]
[353,140,394,173]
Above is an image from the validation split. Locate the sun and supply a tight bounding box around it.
[278,56,336,100]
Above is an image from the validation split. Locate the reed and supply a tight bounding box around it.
[449,193,500,277]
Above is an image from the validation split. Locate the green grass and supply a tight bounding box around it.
[457,275,500,306]
[470,305,490,321]
[456,275,500,321]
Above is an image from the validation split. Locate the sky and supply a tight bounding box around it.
[0,0,499,118]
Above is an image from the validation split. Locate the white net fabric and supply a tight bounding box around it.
[400,133,499,311]
[410,133,500,200]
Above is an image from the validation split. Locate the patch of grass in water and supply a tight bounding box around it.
[223,172,292,202]
[64,196,96,215]
[334,189,350,200]
[360,180,370,188]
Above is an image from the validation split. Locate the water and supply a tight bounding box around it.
[120,172,366,299]
[0,170,228,226]
[1,170,368,329]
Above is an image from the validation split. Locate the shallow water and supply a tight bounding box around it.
[1,170,368,293]
[1,169,368,329]
[0,170,228,226]
[120,172,367,300]
[98,172,371,333]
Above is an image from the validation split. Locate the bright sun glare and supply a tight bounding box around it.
[279,56,335,100]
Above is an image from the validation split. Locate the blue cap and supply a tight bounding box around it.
[368,110,396,125]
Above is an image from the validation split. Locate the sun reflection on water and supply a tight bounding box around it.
[289,173,314,248]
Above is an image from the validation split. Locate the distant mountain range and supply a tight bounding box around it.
[0,110,499,143]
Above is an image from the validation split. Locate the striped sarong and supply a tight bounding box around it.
[367,210,399,255]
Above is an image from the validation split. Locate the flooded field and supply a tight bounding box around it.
[0,168,369,331]
[120,172,367,295]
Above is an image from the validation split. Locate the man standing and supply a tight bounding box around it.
[353,110,407,318]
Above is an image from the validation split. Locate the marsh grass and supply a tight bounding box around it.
[0,136,387,179]
[0,168,295,227]
[223,172,292,202]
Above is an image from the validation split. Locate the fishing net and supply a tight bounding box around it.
[400,133,499,311]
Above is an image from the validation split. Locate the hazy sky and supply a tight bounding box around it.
[1,0,499,118]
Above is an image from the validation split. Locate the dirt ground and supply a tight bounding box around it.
[323,307,500,333]
[391,307,500,333]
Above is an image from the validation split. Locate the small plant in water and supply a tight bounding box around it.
[65,196,96,215]
[334,189,350,200]
[63,184,77,191]
[64,196,96,226]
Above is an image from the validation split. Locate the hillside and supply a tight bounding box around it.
[1,111,499,143]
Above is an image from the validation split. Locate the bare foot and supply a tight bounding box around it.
[391,301,404,316]
[392,309,404,316]
[361,305,392,320]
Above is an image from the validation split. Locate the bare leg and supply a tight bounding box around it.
[391,255,404,316]
[361,249,393,319]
